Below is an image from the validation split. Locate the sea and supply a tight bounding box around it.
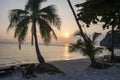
[0,43,120,67]
[0,43,86,66]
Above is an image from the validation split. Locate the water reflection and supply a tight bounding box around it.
[64,44,70,60]
[63,44,87,60]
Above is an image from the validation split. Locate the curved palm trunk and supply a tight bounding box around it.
[33,21,45,63]
[67,0,97,64]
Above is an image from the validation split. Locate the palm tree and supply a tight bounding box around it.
[69,32,103,64]
[67,0,98,65]
[75,0,120,60]
[7,0,61,63]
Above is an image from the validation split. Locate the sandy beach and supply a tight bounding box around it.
[0,58,120,80]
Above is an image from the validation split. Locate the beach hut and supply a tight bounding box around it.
[100,30,120,49]
[100,30,120,60]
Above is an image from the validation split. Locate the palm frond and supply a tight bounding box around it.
[51,30,57,39]
[39,5,61,29]
[94,47,103,54]
[74,31,82,37]
[69,42,89,56]
[68,43,81,53]
[68,39,85,52]
[14,26,24,38]
[74,31,87,38]
[14,16,30,38]
[80,48,90,56]
[76,39,84,45]
[13,16,30,50]
[69,31,102,57]
[37,18,57,44]
[92,32,101,42]
[25,0,46,11]
[7,9,29,31]
[18,26,28,50]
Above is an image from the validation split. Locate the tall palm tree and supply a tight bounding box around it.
[69,32,103,64]
[7,0,61,63]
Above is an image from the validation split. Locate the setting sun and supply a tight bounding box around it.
[64,33,70,38]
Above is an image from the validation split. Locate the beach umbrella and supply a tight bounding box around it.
[100,30,120,49]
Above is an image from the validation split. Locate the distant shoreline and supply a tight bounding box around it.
[0,42,66,46]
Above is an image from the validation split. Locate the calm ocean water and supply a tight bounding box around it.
[0,43,86,66]
[0,43,119,67]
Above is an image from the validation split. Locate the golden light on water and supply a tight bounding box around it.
[64,44,70,60]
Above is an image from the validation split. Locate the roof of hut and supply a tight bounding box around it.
[100,30,120,48]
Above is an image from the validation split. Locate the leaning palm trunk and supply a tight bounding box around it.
[67,0,90,46]
[67,0,97,64]
[67,0,87,41]
[33,20,45,63]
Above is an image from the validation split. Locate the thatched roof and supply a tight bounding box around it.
[100,30,120,48]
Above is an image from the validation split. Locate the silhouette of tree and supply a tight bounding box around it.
[75,0,120,60]
[7,0,61,63]
[67,0,103,66]
[69,32,102,64]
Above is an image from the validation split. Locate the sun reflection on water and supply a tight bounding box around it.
[64,44,70,60]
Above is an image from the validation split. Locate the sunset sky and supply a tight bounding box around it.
[0,0,110,44]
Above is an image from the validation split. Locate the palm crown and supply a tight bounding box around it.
[8,0,61,49]
[69,31,103,63]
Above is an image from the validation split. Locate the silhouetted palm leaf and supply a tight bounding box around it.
[94,47,103,54]
[69,31,102,61]
[37,18,56,44]
[8,9,29,30]
[92,32,101,42]
[14,16,30,38]
[39,5,61,29]
[25,0,46,11]
[18,27,28,49]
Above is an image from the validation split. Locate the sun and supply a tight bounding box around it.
[64,33,70,38]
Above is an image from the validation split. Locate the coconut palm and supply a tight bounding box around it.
[7,0,61,63]
[69,32,103,64]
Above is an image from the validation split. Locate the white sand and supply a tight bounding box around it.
[0,58,120,80]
